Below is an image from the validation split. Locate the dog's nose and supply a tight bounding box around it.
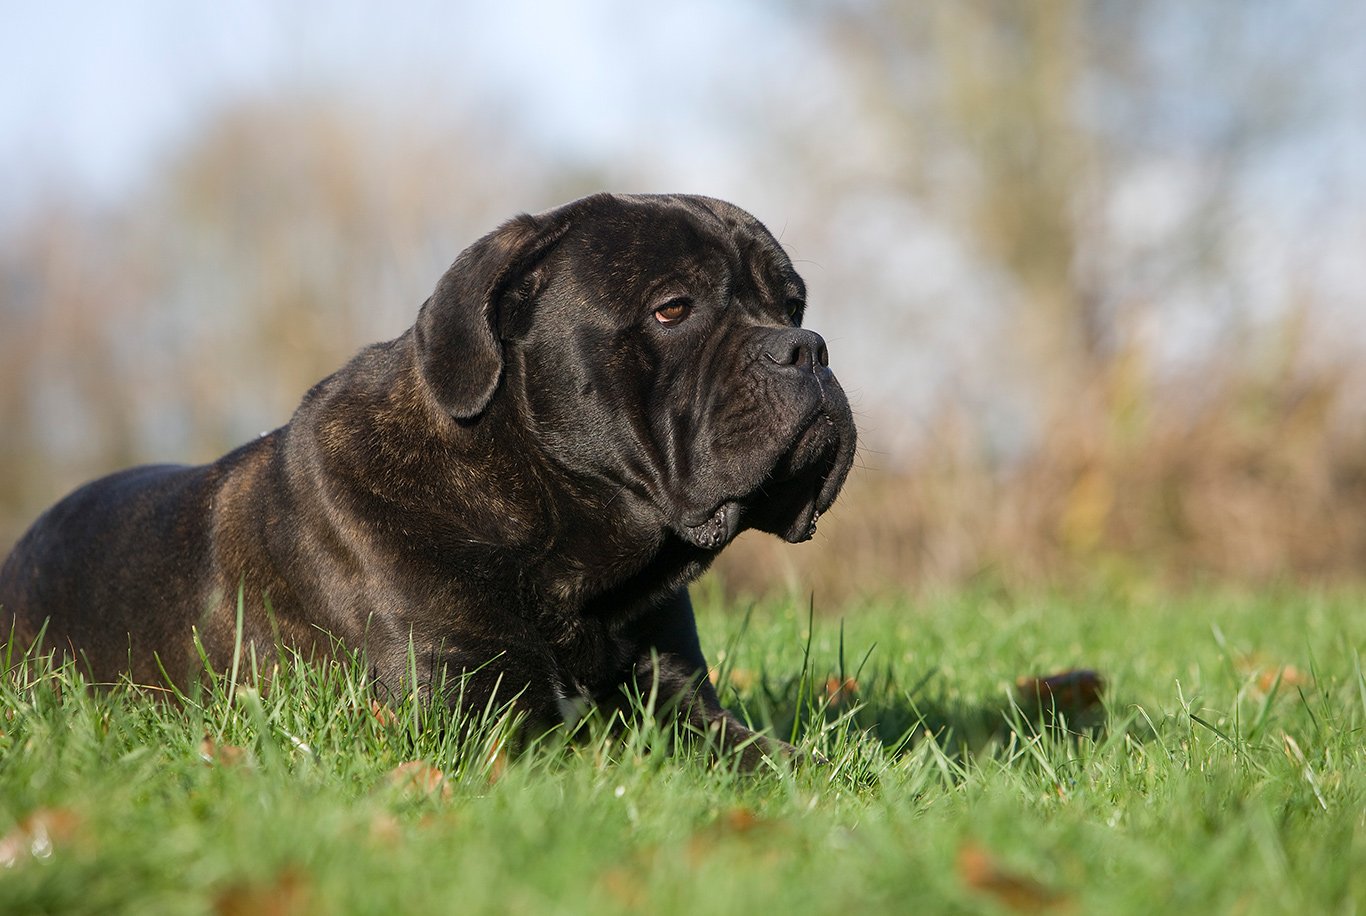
[763,329,829,373]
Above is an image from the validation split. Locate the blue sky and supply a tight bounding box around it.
[6,1,1360,251]
[1,0,810,212]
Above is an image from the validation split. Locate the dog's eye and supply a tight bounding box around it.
[653,298,692,326]
[786,299,805,323]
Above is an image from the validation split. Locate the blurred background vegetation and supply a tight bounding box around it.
[2,1,1363,603]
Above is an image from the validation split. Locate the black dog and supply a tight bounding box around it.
[0,193,856,761]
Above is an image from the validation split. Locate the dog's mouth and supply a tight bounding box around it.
[676,407,854,550]
[747,420,845,544]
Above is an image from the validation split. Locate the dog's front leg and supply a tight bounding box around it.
[624,589,797,770]
[370,626,570,741]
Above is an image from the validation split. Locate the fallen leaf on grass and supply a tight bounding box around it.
[1260,665,1309,692]
[368,812,403,845]
[214,866,312,916]
[957,843,1068,912]
[368,699,399,728]
[720,806,762,833]
[710,667,756,692]
[684,806,777,867]
[602,810,781,909]
[385,761,453,801]
[1235,655,1312,694]
[484,739,510,784]
[1015,670,1104,721]
[0,808,84,869]
[824,676,860,708]
[199,735,248,767]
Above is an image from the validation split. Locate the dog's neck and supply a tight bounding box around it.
[293,336,713,624]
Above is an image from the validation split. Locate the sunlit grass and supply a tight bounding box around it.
[2,585,1363,914]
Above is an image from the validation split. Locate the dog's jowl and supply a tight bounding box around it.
[0,193,857,762]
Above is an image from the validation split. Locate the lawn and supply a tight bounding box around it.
[2,583,1363,914]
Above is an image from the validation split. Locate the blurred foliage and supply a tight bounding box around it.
[713,0,1366,600]
[716,336,1366,600]
[2,1,1363,598]
[0,98,610,530]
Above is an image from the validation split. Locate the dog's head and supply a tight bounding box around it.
[414,193,856,550]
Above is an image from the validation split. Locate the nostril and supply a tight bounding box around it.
[763,330,828,372]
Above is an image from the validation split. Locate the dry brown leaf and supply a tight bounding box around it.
[957,843,1067,912]
[721,806,762,833]
[368,812,402,846]
[1015,670,1104,720]
[824,676,860,707]
[484,740,509,784]
[1236,654,1312,694]
[684,806,772,866]
[0,808,84,869]
[368,699,399,728]
[213,867,312,916]
[199,735,248,767]
[1258,665,1310,692]
[386,761,453,801]
[710,667,756,692]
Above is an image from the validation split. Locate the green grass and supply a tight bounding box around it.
[2,583,1364,914]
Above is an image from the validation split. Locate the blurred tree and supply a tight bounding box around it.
[784,0,1348,410]
[710,0,1366,596]
[0,96,599,546]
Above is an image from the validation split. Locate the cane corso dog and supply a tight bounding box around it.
[0,193,856,762]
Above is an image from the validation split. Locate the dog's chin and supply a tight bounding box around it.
[675,414,850,550]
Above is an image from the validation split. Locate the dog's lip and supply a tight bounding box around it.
[678,500,742,550]
[783,503,821,543]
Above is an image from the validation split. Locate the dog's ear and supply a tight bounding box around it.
[415,212,571,420]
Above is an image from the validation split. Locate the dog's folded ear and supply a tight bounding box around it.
[415,211,572,420]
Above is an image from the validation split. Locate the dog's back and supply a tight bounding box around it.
[1,463,215,682]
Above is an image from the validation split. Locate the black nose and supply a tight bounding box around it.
[763,329,829,372]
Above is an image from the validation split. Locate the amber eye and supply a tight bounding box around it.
[654,298,692,326]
